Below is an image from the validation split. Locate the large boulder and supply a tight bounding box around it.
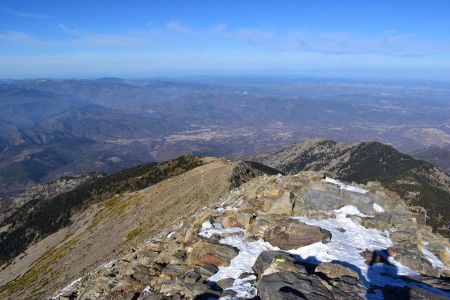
[340,190,374,215]
[252,251,304,276]
[188,240,239,267]
[263,219,331,250]
[301,184,341,211]
[263,191,296,215]
[253,251,332,299]
[315,262,360,281]
[253,251,364,300]
[257,270,333,300]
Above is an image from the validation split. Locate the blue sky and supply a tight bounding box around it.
[1,0,450,79]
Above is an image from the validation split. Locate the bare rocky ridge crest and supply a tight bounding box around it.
[48,171,450,299]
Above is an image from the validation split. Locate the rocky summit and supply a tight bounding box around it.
[48,171,449,299]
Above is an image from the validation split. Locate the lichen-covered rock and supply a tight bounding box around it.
[252,251,301,276]
[188,240,238,267]
[315,262,360,280]
[257,270,333,300]
[262,219,331,250]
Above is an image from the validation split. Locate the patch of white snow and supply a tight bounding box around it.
[421,242,445,269]
[291,213,419,286]
[210,236,276,282]
[334,205,370,218]
[100,259,116,270]
[143,285,151,294]
[198,221,243,238]
[373,203,385,213]
[211,235,277,299]
[51,277,82,300]
[324,177,368,194]
[199,223,275,298]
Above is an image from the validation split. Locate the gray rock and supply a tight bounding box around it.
[235,211,253,228]
[341,190,374,214]
[257,270,333,300]
[409,286,450,300]
[402,275,450,291]
[263,219,332,250]
[199,263,219,277]
[183,269,201,285]
[188,240,239,267]
[265,191,296,215]
[159,280,209,299]
[315,262,359,280]
[252,251,298,275]
[216,278,235,289]
[161,264,191,278]
[302,186,341,211]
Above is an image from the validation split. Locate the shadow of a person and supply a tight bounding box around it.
[365,249,410,300]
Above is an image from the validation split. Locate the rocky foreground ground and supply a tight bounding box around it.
[53,171,450,300]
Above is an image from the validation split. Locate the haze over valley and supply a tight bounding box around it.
[2,77,450,199]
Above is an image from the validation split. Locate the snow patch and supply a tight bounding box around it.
[334,205,370,218]
[51,277,82,299]
[100,259,116,270]
[291,214,419,286]
[210,236,276,281]
[197,204,449,299]
[198,220,243,238]
[421,242,445,269]
[373,203,385,213]
[200,212,420,298]
[324,177,368,194]
[215,207,225,213]
[199,222,275,298]
[211,235,276,299]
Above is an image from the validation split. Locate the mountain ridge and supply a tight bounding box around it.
[259,138,450,237]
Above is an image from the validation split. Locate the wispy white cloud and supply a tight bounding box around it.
[0,31,46,45]
[59,24,80,36]
[290,31,450,56]
[235,28,276,45]
[70,33,149,48]
[166,20,194,34]
[58,24,149,48]
[0,6,49,19]
[2,20,450,79]
[53,21,450,57]
[208,23,228,34]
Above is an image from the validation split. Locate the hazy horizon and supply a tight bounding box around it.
[1,1,450,80]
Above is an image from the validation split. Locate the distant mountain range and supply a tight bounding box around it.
[1,78,450,200]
